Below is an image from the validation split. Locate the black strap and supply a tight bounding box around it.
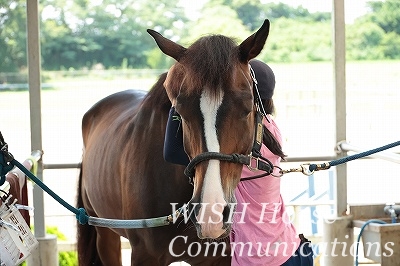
[184,153,250,178]
[251,111,263,157]
[250,65,269,119]
[184,152,274,184]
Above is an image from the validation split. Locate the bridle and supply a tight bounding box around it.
[184,65,279,185]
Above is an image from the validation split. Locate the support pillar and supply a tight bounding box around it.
[27,235,58,266]
[322,215,354,265]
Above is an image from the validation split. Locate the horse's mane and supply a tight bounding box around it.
[141,72,171,113]
[181,35,239,99]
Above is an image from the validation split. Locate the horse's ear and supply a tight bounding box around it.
[147,29,187,62]
[238,19,270,62]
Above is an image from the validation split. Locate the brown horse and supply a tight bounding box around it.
[77,19,271,265]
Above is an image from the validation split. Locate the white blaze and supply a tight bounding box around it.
[197,89,227,239]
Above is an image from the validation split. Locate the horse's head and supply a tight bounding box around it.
[148,20,270,239]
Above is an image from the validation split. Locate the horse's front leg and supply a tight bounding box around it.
[95,227,122,265]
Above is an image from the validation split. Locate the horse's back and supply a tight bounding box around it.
[82,89,147,146]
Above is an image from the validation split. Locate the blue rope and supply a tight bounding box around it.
[309,140,400,172]
[11,159,90,225]
[0,132,180,229]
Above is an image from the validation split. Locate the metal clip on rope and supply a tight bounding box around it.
[308,162,331,173]
[280,164,313,176]
[280,163,331,176]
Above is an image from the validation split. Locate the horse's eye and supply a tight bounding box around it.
[239,109,252,120]
[232,90,253,119]
[237,100,253,119]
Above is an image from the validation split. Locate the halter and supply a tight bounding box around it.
[184,66,276,185]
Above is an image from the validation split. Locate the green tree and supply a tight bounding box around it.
[182,5,251,45]
[41,18,88,70]
[347,21,385,60]
[367,0,400,34]
[40,0,188,70]
[146,47,174,69]
[0,0,27,72]
[381,32,400,59]
[203,1,330,32]
[347,0,400,60]
[260,18,331,62]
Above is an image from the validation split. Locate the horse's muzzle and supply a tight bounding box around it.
[188,202,233,239]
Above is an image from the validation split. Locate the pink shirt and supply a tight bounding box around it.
[231,115,300,266]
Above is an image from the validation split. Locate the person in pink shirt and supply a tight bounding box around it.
[230,59,313,266]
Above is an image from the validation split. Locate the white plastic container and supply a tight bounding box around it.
[0,195,38,266]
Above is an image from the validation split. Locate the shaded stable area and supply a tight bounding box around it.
[12,0,400,265]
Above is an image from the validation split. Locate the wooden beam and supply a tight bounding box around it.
[26,0,45,238]
[332,0,347,217]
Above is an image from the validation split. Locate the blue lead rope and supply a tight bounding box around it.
[308,140,400,173]
[11,159,89,225]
